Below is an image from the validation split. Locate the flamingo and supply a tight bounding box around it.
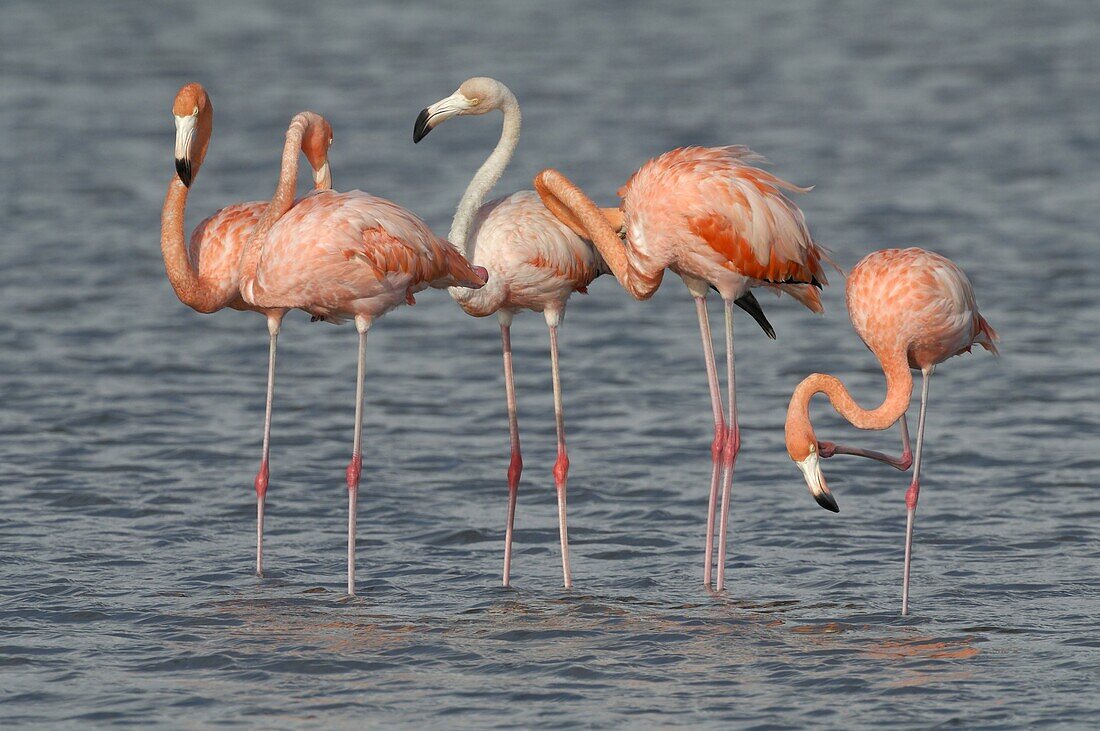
[533,147,831,592]
[784,247,998,615]
[162,83,333,577]
[237,119,488,597]
[412,77,609,588]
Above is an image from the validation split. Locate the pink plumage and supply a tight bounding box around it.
[186,202,265,311]
[615,145,828,306]
[243,189,487,324]
[846,248,998,370]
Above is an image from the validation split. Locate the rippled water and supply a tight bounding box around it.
[2,0,1098,727]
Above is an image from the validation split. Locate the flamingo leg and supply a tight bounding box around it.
[500,319,523,588]
[715,301,740,593]
[819,416,913,471]
[254,319,279,578]
[901,367,932,616]
[694,296,724,589]
[548,324,573,588]
[345,323,368,596]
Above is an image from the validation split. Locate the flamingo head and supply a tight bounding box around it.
[413,77,514,142]
[172,83,213,187]
[786,418,839,513]
[302,115,334,190]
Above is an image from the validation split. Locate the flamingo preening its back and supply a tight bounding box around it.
[238,117,488,596]
[535,146,831,592]
[160,83,333,577]
[785,247,998,615]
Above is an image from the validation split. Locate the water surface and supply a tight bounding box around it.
[1,0,1098,727]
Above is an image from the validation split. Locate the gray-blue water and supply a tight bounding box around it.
[2,0,1098,727]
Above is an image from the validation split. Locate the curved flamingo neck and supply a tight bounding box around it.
[239,112,320,286]
[160,177,223,313]
[788,345,913,445]
[449,91,521,252]
[533,169,660,300]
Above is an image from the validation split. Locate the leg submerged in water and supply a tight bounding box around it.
[345,318,370,597]
[694,295,725,589]
[255,314,282,578]
[715,301,740,593]
[547,315,572,588]
[902,367,932,616]
[499,315,523,587]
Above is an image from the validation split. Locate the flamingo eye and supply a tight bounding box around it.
[468,97,480,106]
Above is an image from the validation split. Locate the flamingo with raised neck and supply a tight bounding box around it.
[160,82,332,577]
[413,76,611,588]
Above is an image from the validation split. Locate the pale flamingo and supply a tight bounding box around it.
[237,126,488,597]
[784,247,998,615]
[412,77,609,588]
[161,83,333,577]
[534,147,830,592]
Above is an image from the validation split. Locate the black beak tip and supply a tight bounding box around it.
[814,491,840,513]
[413,108,431,143]
[175,158,192,188]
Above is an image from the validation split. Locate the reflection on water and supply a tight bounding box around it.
[2,0,1098,727]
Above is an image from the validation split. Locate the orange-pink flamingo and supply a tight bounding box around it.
[161,83,332,577]
[785,247,998,615]
[238,122,488,597]
[413,77,607,588]
[534,147,830,592]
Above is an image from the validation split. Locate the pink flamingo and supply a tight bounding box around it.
[413,77,608,588]
[534,147,830,592]
[161,83,333,577]
[237,121,488,597]
[785,247,998,615]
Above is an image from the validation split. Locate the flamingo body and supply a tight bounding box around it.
[617,146,826,306]
[846,248,998,371]
[186,201,265,311]
[457,190,603,320]
[243,189,484,323]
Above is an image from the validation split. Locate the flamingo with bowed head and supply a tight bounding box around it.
[237,122,488,597]
[412,76,613,588]
[784,247,997,615]
[161,83,333,577]
[534,147,830,592]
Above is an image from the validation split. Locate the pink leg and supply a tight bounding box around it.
[548,324,572,588]
[694,296,724,589]
[715,301,740,593]
[902,367,932,616]
[818,415,912,471]
[500,320,523,588]
[345,323,369,596]
[254,316,280,577]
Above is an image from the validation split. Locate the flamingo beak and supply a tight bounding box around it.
[413,91,472,143]
[797,451,839,512]
[313,161,332,190]
[174,112,198,187]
